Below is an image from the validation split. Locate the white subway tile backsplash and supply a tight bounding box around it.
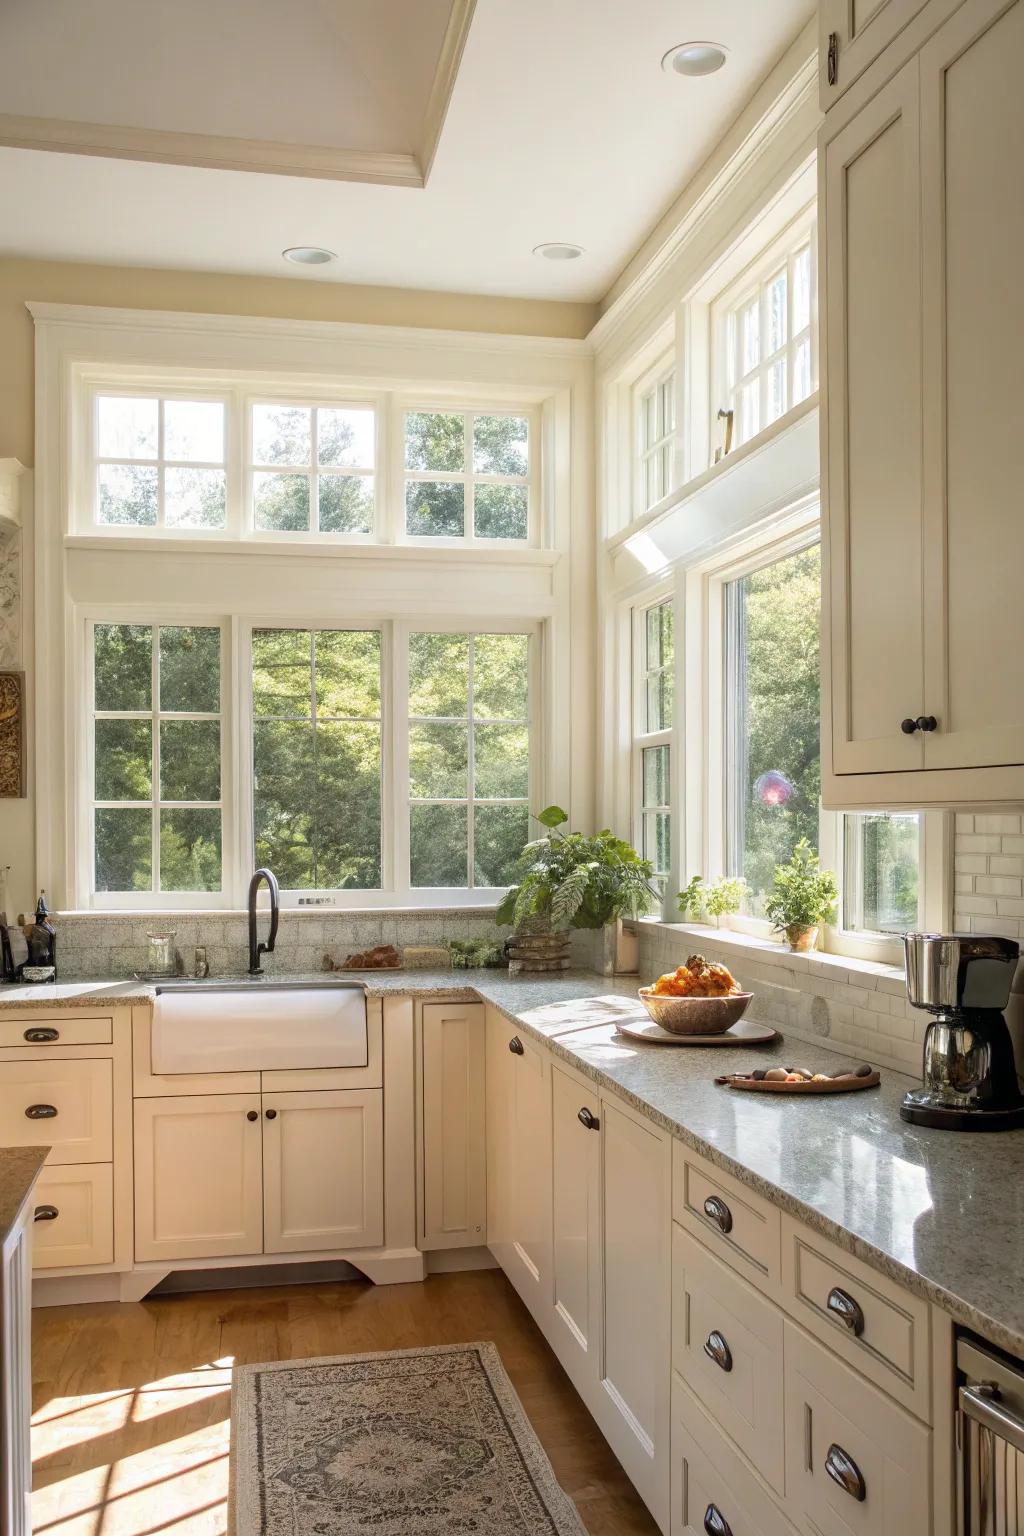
[956,835,1003,854]
[975,814,1023,835]
[976,876,1023,898]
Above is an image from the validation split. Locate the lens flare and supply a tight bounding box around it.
[754,769,794,807]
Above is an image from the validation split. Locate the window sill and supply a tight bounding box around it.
[641,919,908,995]
[65,533,560,564]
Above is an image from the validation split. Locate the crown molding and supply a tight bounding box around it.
[419,0,477,184]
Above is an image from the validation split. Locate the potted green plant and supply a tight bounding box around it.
[763,839,838,952]
[705,876,748,927]
[677,875,705,922]
[496,806,660,974]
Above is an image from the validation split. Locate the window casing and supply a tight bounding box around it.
[632,597,674,903]
[634,361,676,516]
[402,410,533,543]
[249,403,376,537]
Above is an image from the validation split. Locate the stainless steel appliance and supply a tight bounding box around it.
[958,1334,1024,1533]
[901,933,1024,1131]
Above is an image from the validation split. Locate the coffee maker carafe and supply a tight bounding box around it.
[901,933,1024,1130]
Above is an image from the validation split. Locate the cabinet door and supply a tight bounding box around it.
[32,1164,114,1270]
[484,1007,515,1267]
[820,0,931,104]
[920,0,1024,770]
[596,1093,671,1529]
[262,1089,384,1254]
[823,60,925,775]
[549,1060,601,1391]
[0,1208,32,1536]
[484,1010,551,1315]
[133,1094,263,1262]
[420,1002,486,1250]
[0,1058,112,1164]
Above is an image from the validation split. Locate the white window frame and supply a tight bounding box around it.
[631,589,677,916]
[247,397,378,541]
[396,402,540,549]
[89,387,230,535]
[633,355,677,518]
[709,207,818,459]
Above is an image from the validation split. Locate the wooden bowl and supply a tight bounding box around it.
[637,988,753,1036]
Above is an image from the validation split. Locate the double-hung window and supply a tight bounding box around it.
[634,598,674,890]
[635,363,676,514]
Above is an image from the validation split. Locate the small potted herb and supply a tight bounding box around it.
[764,839,838,952]
[705,876,747,926]
[677,875,705,922]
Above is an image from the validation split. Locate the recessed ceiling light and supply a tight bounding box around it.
[533,242,585,261]
[661,41,728,77]
[282,246,337,266]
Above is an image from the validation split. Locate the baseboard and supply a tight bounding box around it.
[425,1245,499,1274]
[34,1274,124,1307]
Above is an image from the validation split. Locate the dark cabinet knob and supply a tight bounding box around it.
[916,715,938,732]
[25,1103,57,1119]
[826,1285,865,1336]
[265,1108,277,1120]
[246,1110,258,1122]
[24,1028,59,1043]
[703,1194,733,1234]
[704,1504,733,1536]
[34,1205,59,1222]
[900,717,919,734]
[824,1443,866,1501]
[508,1036,525,1056]
[703,1330,733,1373]
[577,1107,600,1131]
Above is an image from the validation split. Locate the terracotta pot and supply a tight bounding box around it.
[784,923,819,952]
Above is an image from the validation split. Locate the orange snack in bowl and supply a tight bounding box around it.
[648,955,743,998]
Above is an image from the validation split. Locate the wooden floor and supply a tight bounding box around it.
[31,1269,659,1536]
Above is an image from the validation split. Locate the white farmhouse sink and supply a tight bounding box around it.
[151,981,368,1074]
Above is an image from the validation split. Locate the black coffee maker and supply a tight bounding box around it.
[901,933,1024,1131]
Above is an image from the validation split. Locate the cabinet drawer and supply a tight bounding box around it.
[673,1141,781,1292]
[0,1018,113,1048]
[672,1225,785,1493]
[0,1059,112,1163]
[672,1375,796,1536]
[784,1320,931,1536]
[781,1215,931,1419]
[31,1165,114,1269]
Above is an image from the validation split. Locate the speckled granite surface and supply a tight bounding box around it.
[3,968,1024,1354]
[0,1146,48,1242]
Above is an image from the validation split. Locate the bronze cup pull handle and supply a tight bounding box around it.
[703,1194,733,1234]
[24,1028,59,1043]
[826,1286,865,1337]
[825,1443,866,1502]
[26,1103,58,1119]
[34,1205,59,1222]
[703,1330,734,1373]
[704,1504,733,1536]
[508,1036,525,1056]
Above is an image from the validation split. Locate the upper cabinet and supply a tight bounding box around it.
[820,0,1024,806]
[820,0,932,102]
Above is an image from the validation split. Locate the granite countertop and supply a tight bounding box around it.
[0,1145,49,1243]
[3,968,1024,1355]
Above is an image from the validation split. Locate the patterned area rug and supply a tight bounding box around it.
[230,1342,588,1535]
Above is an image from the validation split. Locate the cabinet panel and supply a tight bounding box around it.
[420,1002,486,1250]
[820,0,931,104]
[484,1007,514,1268]
[672,1376,797,1536]
[134,1094,263,1262]
[549,1059,601,1387]
[262,1089,383,1254]
[32,1164,114,1269]
[484,1012,551,1312]
[0,1209,33,1536]
[0,1018,112,1048]
[823,61,925,775]
[0,1058,112,1164]
[673,1141,781,1294]
[921,0,1024,770]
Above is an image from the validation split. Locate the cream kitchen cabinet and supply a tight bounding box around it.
[418,1001,486,1250]
[821,0,1024,806]
[819,0,932,103]
[484,1007,551,1314]
[262,1089,384,1254]
[1,1184,34,1536]
[548,1057,602,1387]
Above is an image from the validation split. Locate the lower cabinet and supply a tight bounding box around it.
[549,1058,601,1382]
[32,1163,115,1269]
[419,1001,486,1250]
[672,1376,796,1536]
[0,1195,33,1536]
[485,1007,551,1314]
[134,1088,384,1263]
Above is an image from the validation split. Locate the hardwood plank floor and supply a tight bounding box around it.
[31,1269,659,1536]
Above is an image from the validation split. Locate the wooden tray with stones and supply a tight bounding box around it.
[715,1063,880,1093]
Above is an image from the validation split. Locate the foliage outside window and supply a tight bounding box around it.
[714,223,816,453]
[404,411,530,540]
[636,366,676,514]
[252,629,382,889]
[251,403,375,535]
[408,631,530,888]
[636,599,673,883]
[842,813,920,936]
[94,395,227,529]
[91,623,223,895]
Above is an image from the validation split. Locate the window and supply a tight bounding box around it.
[408,631,531,889]
[713,218,816,453]
[635,599,673,885]
[842,813,921,936]
[94,394,227,529]
[90,623,223,900]
[250,403,375,535]
[404,411,530,541]
[252,629,382,890]
[636,365,676,514]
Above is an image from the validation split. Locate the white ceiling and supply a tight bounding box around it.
[0,0,814,303]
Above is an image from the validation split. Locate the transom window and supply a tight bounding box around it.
[635,364,676,514]
[634,598,673,887]
[90,623,224,900]
[250,404,375,535]
[94,394,227,529]
[408,631,531,889]
[403,411,531,541]
[712,216,817,453]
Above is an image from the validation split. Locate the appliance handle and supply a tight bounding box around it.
[960,1384,1024,1456]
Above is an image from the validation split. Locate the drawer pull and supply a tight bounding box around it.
[703,1330,733,1373]
[34,1205,59,1222]
[577,1106,600,1131]
[703,1194,733,1234]
[508,1036,525,1056]
[824,1443,866,1502]
[25,1103,58,1119]
[826,30,838,87]
[826,1285,865,1336]
[24,1028,59,1043]
[703,1505,733,1536]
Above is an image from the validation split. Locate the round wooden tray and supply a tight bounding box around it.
[717,1069,881,1093]
[615,1017,780,1047]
